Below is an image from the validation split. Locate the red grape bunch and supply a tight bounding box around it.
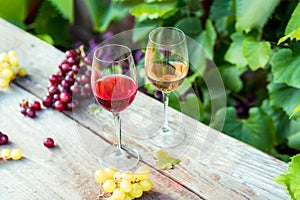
[42,48,92,111]
[19,99,41,118]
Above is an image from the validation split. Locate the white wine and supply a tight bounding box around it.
[146,60,188,92]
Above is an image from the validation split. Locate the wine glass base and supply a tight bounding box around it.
[99,144,139,170]
[148,121,186,148]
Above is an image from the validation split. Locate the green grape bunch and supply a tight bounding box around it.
[0,51,27,89]
[94,165,153,200]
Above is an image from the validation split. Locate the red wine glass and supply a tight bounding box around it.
[145,27,189,148]
[91,44,139,170]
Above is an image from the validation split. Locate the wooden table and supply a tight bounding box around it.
[0,18,289,200]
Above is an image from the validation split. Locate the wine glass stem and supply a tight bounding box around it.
[113,113,122,153]
[163,92,170,132]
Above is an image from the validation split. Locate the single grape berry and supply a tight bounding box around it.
[65,49,77,58]
[53,100,65,111]
[42,95,53,107]
[60,92,71,103]
[26,107,36,118]
[44,137,55,148]
[30,101,41,111]
[0,133,9,145]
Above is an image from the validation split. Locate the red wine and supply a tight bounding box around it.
[93,75,137,113]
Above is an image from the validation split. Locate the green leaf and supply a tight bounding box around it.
[0,0,27,28]
[210,0,235,35]
[84,0,106,31]
[285,1,300,35]
[132,19,162,43]
[274,154,300,199]
[88,103,103,116]
[261,100,292,144]
[290,105,300,119]
[35,34,54,45]
[288,132,300,151]
[219,65,244,93]
[180,93,204,121]
[48,0,74,22]
[270,49,300,89]
[235,0,280,33]
[194,19,216,59]
[268,83,300,118]
[224,33,248,69]
[130,1,177,21]
[99,4,128,32]
[153,149,181,170]
[213,107,276,153]
[33,0,69,47]
[175,17,202,37]
[242,37,272,71]
[278,27,300,45]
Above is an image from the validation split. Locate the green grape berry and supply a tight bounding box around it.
[112,188,125,200]
[104,166,117,180]
[140,179,153,191]
[120,180,133,193]
[103,180,116,193]
[130,183,143,198]
[94,169,107,183]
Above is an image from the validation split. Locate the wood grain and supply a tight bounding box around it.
[0,18,289,200]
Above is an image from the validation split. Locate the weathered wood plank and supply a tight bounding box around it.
[0,18,289,199]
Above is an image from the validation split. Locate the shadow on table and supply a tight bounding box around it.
[143,191,176,200]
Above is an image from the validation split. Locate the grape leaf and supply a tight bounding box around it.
[274,154,300,200]
[212,107,276,153]
[224,33,248,69]
[33,0,69,47]
[84,0,106,31]
[290,105,300,119]
[99,4,128,32]
[132,19,162,43]
[288,132,300,151]
[218,65,244,93]
[130,1,177,21]
[194,19,216,59]
[0,0,27,28]
[209,0,235,35]
[88,104,103,116]
[48,0,73,22]
[235,0,280,33]
[285,1,300,36]
[175,17,202,37]
[261,100,293,144]
[153,149,181,169]
[268,83,300,118]
[278,27,300,45]
[270,49,300,89]
[242,37,271,71]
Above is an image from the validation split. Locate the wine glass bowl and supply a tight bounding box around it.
[91,44,139,170]
[145,27,189,148]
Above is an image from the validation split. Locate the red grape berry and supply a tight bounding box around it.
[44,137,55,148]
[26,107,36,118]
[31,101,41,111]
[0,132,9,145]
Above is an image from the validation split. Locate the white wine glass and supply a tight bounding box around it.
[145,27,189,148]
[91,44,139,170]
